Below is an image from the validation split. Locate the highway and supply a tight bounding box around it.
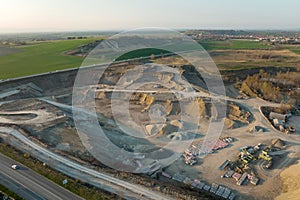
[0,127,171,200]
[0,153,84,200]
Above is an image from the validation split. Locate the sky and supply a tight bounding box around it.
[1,0,300,33]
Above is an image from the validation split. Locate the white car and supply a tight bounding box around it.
[11,164,19,170]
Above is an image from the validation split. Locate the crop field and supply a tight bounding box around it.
[0,39,94,79]
[0,38,298,79]
[211,49,300,70]
[116,48,170,61]
[0,46,20,56]
[199,39,271,51]
[283,45,300,55]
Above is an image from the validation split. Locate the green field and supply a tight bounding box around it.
[0,39,95,79]
[116,40,271,61]
[199,40,271,51]
[283,45,300,55]
[0,41,180,79]
[116,48,170,61]
[0,38,292,80]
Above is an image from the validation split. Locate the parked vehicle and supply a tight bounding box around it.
[11,164,19,170]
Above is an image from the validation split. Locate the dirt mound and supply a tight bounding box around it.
[167,132,195,140]
[249,125,265,133]
[145,122,181,136]
[135,92,251,130]
[145,124,165,136]
[225,102,252,128]
[272,138,285,148]
[276,161,300,200]
[224,118,235,129]
[169,120,183,129]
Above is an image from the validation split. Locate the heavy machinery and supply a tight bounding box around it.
[258,150,273,169]
[265,161,272,169]
[258,151,272,161]
[241,149,255,164]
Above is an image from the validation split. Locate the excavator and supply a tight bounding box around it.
[258,150,272,169]
[258,151,272,161]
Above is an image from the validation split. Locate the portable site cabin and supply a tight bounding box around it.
[269,112,287,122]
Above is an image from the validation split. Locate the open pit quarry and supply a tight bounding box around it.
[0,59,300,200]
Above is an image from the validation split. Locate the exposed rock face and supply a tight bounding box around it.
[82,63,254,137]
[143,96,154,112]
[97,88,252,131]
[225,102,252,129]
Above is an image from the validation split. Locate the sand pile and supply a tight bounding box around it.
[276,161,300,200]
[272,138,285,148]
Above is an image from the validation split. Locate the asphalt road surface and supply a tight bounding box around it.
[0,127,171,200]
[0,153,84,200]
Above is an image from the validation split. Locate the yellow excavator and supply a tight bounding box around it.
[258,150,272,169]
[258,151,272,161]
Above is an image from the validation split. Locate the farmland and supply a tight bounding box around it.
[0,39,95,79]
[283,45,300,55]
[1,37,300,80]
[116,48,169,61]
[199,40,271,51]
[210,49,300,70]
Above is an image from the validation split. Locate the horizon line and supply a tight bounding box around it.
[1,27,300,35]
